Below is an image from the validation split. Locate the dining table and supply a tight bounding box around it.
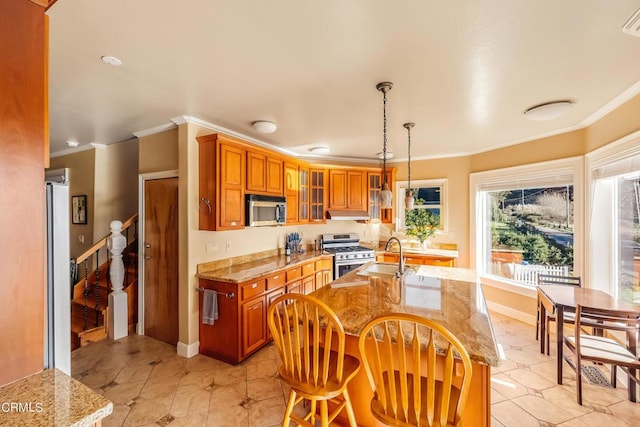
[537,285,640,402]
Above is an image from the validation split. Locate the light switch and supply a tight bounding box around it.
[206,243,217,253]
[78,234,85,243]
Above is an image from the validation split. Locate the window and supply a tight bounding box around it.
[470,158,583,289]
[587,130,640,303]
[395,179,447,233]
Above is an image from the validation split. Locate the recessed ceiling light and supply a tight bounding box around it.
[101,56,122,66]
[251,120,277,134]
[523,101,573,121]
[66,140,79,147]
[309,146,330,155]
[377,151,394,160]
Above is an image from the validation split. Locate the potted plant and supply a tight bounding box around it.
[405,208,440,249]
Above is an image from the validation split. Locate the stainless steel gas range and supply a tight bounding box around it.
[321,233,376,279]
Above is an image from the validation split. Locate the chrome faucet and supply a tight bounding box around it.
[384,237,405,275]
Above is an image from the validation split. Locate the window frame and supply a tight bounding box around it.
[395,179,448,234]
[469,157,584,294]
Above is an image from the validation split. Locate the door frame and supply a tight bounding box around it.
[137,170,179,336]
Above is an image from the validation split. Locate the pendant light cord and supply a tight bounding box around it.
[382,89,388,185]
[407,125,411,193]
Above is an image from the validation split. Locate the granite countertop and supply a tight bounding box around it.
[197,251,332,283]
[0,369,112,426]
[363,242,459,258]
[312,263,500,366]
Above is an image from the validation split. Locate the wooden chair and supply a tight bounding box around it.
[562,304,640,405]
[267,293,360,427]
[358,313,473,427]
[536,273,582,355]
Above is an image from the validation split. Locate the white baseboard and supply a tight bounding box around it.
[486,301,536,326]
[177,341,199,358]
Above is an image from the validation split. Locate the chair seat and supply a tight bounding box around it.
[278,348,360,399]
[566,335,638,364]
[371,370,462,427]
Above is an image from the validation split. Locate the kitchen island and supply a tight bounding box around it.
[311,263,499,426]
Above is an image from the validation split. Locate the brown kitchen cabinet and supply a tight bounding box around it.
[299,166,309,223]
[329,169,366,210]
[197,134,246,231]
[246,150,284,196]
[310,168,327,222]
[198,254,331,364]
[284,162,299,224]
[379,252,455,267]
[368,170,394,223]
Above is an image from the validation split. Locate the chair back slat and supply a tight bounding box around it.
[312,305,320,386]
[383,321,399,418]
[358,313,473,427]
[412,323,422,423]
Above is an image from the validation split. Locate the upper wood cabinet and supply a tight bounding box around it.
[197,134,246,231]
[298,166,309,223]
[310,168,327,222]
[329,169,366,211]
[246,150,283,196]
[284,162,299,224]
[368,170,394,223]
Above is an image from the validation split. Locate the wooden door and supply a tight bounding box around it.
[266,156,284,195]
[219,142,245,229]
[246,151,266,193]
[310,168,326,222]
[329,169,347,209]
[299,167,309,223]
[241,297,266,356]
[347,170,366,210]
[144,177,179,345]
[284,162,299,223]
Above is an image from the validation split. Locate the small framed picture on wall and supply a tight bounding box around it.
[72,195,87,224]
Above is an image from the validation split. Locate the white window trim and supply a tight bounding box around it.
[585,129,640,297]
[395,179,448,234]
[469,156,584,290]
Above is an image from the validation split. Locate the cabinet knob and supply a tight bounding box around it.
[274,275,279,280]
[251,283,257,288]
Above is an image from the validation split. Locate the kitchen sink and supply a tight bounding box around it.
[356,263,400,277]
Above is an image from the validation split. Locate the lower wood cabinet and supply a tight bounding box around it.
[198,255,333,364]
[379,252,456,267]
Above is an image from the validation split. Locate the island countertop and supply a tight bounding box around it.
[312,263,500,366]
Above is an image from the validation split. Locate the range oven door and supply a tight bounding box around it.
[334,259,369,280]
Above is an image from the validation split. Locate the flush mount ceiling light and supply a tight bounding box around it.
[309,146,330,155]
[251,120,277,134]
[523,100,573,121]
[66,140,79,147]
[376,81,394,209]
[376,151,394,160]
[101,55,122,66]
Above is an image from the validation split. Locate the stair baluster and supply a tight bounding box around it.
[83,258,89,331]
[94,250,100,327]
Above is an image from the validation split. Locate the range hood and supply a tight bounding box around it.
[326,209,370,221]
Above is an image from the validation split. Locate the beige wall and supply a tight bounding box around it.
[139,128,179,173]
[94,138,139,238]
[585,92,640,153]
[49,149,96,259]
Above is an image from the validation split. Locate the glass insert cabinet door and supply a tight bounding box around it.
[369,171,393,223]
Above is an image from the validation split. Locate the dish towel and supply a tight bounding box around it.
[202,289,218,325]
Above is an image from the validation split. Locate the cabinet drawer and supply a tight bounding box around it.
[423,258,455,267]
[404,256,423,265]
[315,258,332,271]
[302,261,315,277]
[286,266,301,282]
[266,272,285,290]
[240,279,266,301]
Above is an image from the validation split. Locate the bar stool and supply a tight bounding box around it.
[267,293,360,427]
[358,313,472,427]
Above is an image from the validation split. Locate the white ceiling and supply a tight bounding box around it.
[47,0,640,161]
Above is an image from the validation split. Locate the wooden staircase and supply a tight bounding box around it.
[70,215,138,351]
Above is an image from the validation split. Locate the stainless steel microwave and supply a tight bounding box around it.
[245,194,286,226]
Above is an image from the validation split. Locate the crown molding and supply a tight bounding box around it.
[133,122,178,138]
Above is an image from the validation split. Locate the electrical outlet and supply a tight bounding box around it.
[226,240,231,251]
[206,242,217,253]
[78,234,85,243]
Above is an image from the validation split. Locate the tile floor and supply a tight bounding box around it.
[72,312,640,426]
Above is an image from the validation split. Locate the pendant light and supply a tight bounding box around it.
[403,122,415,210]
[377,82,393,209]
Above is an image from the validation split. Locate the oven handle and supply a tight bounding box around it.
[334,259,374,267]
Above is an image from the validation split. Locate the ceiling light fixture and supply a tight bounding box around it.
[309,146,330,155]
[251,120,277,134]
[376,151,394,160]
[523,100,573,121]
[101,55,122,66]
[376,81,394,209]
[403,122,415,210]
[66,140,79,147]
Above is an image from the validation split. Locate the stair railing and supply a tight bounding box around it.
[72,214,138,332]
